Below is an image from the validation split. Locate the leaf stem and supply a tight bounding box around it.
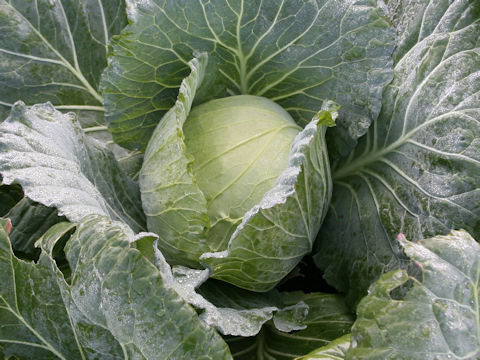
[84,125,108,133]
[236,0,248,94]
[55,105,105,112]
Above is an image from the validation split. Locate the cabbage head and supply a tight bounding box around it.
[183,95,301,227]
[140,56,336,291]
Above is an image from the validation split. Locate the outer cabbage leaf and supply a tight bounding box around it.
[314,0,480,304]
[143,244,310,337]
[175,268,306,337]
[0,102,145,232]
[101,0,394,154]
[0,0,144,177]
[0,0,126,119]
[0,221,81,359]
[386,0,479,64]
[1,181,66,259]
[226,292,354,360]
[2,197,65,259]
[346,230,480,359]
[139,54,209,267]
[297,334,351,360]
[0,183,22,215]
[0,216,232,359]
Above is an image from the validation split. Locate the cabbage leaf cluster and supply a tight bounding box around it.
[0,0,479,359]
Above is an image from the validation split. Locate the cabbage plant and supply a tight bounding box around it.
[0,0,479,359]
[140,85,336,290]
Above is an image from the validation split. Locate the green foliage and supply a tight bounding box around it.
[0,216,231,359]
[297,334,351,360]
[347,230,480,359]
[101,0,394,154]
[314,0,480,305]
[0,102,145,232]
[0,0,479,358]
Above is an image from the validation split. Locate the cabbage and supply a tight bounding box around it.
[183,95,301,224]
[139,59,336,290]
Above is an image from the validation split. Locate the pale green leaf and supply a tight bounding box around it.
[141,56,336,290]
[202,106,335,291]
[297,334,351,360]
[139,54,210,267]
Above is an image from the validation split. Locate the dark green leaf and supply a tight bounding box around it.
[5,197,66,259]
[101,0,394,153]
[227,292,354,360]
[386,0,480,63]
[0,184,22,215]
[315,0,480,304]
[0,221,84,359]
[0,0,126,118]
[0,0,145,178]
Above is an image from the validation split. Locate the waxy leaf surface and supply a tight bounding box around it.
[315,0,480,304]
[0,102,145,232]
[101,0,394,154]
[347,230,480,359]
[0,216,232,359]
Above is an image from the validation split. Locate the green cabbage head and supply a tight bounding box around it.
[183,95,301,226]
[140,59,336,291]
